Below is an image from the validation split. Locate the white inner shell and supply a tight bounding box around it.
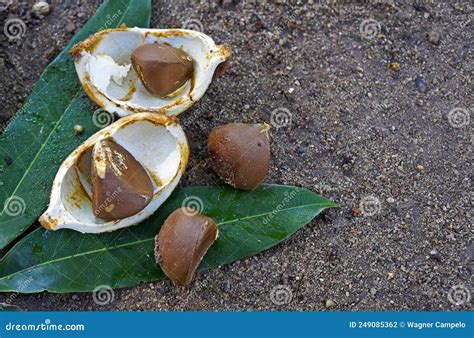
[86,30,207,108]
[60,120,182,224]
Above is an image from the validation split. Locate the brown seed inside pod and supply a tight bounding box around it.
[208,123,271,190]
[155,208,218,286]
[131,43,194,98]
[91,139,153,221]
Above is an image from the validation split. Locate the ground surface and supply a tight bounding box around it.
[0,0,472,311]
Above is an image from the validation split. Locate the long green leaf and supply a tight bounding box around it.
[0,0,152,249]
[0,185,337,293]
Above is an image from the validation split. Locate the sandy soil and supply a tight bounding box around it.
[0,0,472,311]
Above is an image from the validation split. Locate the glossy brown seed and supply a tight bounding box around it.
[131,43,194,98]
[208,123,270,190]
[155,208,218,286]
[91,139,153,221]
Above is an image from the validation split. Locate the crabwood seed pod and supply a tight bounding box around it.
[155,208,218,286]
[39,113,189,234]
[71,27,231,117]
[208,123,271,190]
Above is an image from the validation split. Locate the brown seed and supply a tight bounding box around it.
[208,123,270,190]
[131,43,194,98]
[91,139,153,221]
[155,208,218,286]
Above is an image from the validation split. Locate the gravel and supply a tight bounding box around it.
[0,0,472,311]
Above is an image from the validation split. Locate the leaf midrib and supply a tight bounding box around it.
[0,202,332,285]
[0,91,82,219]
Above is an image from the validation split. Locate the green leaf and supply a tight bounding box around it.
[0,0,152,249]
[0,303,21,311]
[0,185,337,293]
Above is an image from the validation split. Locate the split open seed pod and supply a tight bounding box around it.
[71,27,231,117]
[39,113,189,233]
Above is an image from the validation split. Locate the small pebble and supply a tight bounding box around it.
[288,87,295,93]
[32,1,51,17]
[386,197,395,203]
[415,75,427,93]
[389,62,399,72]
[416,164,424,171]
[325,299,336,309]
[427,30,441,45]
[73,124,84,135]
[66,22,76,33]
[429,249,442,261]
